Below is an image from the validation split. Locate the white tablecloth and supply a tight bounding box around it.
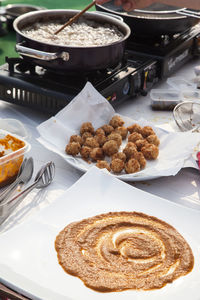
[0,58,200,232]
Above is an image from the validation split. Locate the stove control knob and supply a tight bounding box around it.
[147,68,157,83]
[129,72,142,95]
[142,66,157,94]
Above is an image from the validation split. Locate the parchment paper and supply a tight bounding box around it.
[37,82,200,181]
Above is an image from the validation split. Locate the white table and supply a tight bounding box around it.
[0,58,200,235]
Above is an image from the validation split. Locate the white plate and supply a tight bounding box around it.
[0,167,200,300]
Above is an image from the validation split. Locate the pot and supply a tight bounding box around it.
[13,9,131,72]
[95,1,200,37]
[0,4,45,30]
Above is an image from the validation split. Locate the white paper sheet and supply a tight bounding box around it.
[37,82,200,181]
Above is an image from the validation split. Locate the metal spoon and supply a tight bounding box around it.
[0,157,34,205]
[0,161,55,225]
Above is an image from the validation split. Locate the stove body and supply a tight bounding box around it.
[0,24,200,114]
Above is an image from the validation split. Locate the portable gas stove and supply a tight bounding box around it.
[0,23,200,114]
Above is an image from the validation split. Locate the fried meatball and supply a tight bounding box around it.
[112,152,126,162]
[101,124,114,136]
[146,134,160,146]
[107,132,122,147]
[128,132,143,143]
[125,158,140,174]
[81,131,93,141]
[135,139,149,151]
[109,115,125,128]
[84,137,99,148]
[69,134,83,146]
[127,123,142,134]
[65,142,81,156]
[94,134,107,147]
[96,160,111,172]
[95,128,105,136]
[90,147,104,161]
[110,158,125,173]
[141,126,155,138]
[102,140,119,156]
[80,122,95,136]
[80,146,91,160]
[137,152,146,169]
[123,142,137,160]
[114,126,128,140]
[141,144,159,160]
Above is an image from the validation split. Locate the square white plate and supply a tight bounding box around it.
[0,167,200,300]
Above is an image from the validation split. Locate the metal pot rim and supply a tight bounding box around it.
[13,9,131,49]
[95,3,188,20]
[5,4,45,17]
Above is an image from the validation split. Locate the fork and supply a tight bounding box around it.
[0,157,34,205]
[0,161,55,225]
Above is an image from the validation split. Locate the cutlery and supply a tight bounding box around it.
[0,161,55,225]
[0,157,34,205]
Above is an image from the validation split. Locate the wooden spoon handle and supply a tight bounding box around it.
[55,1,96,35]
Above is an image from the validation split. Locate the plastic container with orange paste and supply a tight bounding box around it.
[0,129,31,187]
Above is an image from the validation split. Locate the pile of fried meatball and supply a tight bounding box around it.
[65,115,160,174]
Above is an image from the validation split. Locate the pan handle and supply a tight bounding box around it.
[15,43,70,61]
[176,8,200,18]
[94,11,124,22]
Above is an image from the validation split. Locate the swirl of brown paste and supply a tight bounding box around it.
[55,211,194,292]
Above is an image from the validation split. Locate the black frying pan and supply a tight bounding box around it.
[13,9,131,72]
[95,1,200,37]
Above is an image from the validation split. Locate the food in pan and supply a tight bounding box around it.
[21,18,124,47]
[55,211,194,292]
[65,116,160,175]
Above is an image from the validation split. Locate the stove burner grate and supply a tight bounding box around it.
[0,56,139,114]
